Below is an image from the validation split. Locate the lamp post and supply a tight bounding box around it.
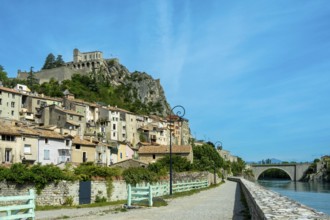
[169,105,185,195]
[213,141,222,184]
[214,141,222,150]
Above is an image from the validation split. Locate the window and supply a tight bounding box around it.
[83,152,87,162]
[11,102,15,108]
[113,132,115,137]
[44,149,50,160]
[79,116,82,121]
[37,100,40,105]
[153,154,156,159]
[11,111,14,116]
[65,139,70,146]
[45,138,48,144]
[75,144,81,149]
[12,94,15,98]
[2,135,15,142]
[113,124,116,130]
[122,134,125,138]
[58,116,61,120]
[0,98,2,105]
[120,153,122,159]
[24,144,31,154]
[70,115,73,120]
[5,149,12,162]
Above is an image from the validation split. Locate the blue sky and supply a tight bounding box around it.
[1,0,329,162]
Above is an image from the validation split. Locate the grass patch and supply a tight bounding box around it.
[131,197,168,207]
[36,200,126,211]
[162,181,224,199]
[56,215,70,219]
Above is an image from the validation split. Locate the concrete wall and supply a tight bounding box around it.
[228,177,329,219]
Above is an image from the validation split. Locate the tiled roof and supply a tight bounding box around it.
[53,106,84,116]
[138,145,192,154]
[72,136,96,146]
[66,120,81,126]
[33,128,64,139]
[0,86,22,95]
[0,123,64,139]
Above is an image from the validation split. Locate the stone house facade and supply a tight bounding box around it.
[0,86,22,120]
[138,145,193,164]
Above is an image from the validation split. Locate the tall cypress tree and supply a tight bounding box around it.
[55,55,65,67]
[42,53,56,69]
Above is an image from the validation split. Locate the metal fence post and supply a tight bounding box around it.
[29,189,35,220]
[148,184,153,207]
[127,184,132,206]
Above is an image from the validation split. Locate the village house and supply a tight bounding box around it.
[71,136,97,164]
[0,86,22,120]
[62,90,100,132]
[0,119,72,165]
[34,128,72,165]
[0,121,37,164]
[40,104,85,136]
[217,149,238,163]
[21,93,62,123]
[138,145,193,164]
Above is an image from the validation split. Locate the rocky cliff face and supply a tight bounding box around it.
[18,57,171,116]
[105,59,171,116]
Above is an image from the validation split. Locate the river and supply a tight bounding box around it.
[258,180,330,215]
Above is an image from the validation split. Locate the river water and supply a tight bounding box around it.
[258,180,330,215]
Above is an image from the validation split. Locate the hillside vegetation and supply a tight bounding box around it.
[1,55,171,116]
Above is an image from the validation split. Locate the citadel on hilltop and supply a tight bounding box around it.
[17,48,109,84]
[65,48,108,72]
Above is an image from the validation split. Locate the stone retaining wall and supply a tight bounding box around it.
[228,177,330,220]
[0,171,213,206]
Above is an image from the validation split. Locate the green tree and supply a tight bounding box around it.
[42,53,56,69]
[192,143,224,172]
[0,65,9,85]
[55,55,65,67]
[27,67,38,91]
[231,157,246,176]
[148,155,192,173]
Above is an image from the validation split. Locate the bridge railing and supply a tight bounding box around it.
[0,189,35,220]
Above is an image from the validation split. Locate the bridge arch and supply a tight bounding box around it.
[255,167,293,181]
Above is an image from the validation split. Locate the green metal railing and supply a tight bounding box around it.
[127,180,208,207]
[0,189,35,220]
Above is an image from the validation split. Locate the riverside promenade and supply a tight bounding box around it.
[36,180,245,220]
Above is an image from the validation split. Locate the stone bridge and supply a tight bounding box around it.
[251,163,311,181]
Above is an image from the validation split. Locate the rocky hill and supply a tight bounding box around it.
[102,58,171,116]
[17,58,171,116]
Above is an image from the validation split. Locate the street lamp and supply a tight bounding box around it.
[169,105,185,195]
[213,141,222,184]
[214,141,222,150]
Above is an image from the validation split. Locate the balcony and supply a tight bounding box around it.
[58,156,70,164]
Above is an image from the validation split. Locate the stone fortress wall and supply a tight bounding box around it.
[66,48,108,72]
[16,48,108,84]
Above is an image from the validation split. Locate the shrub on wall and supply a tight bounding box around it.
[73,162,121,180]
[122,167,158,185]
[0,163,74,194]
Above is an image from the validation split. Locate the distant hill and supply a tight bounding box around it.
[247,158,283,164]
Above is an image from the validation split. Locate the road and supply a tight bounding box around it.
[36,180,246,220]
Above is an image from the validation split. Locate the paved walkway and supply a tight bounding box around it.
[36,180,245,220]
